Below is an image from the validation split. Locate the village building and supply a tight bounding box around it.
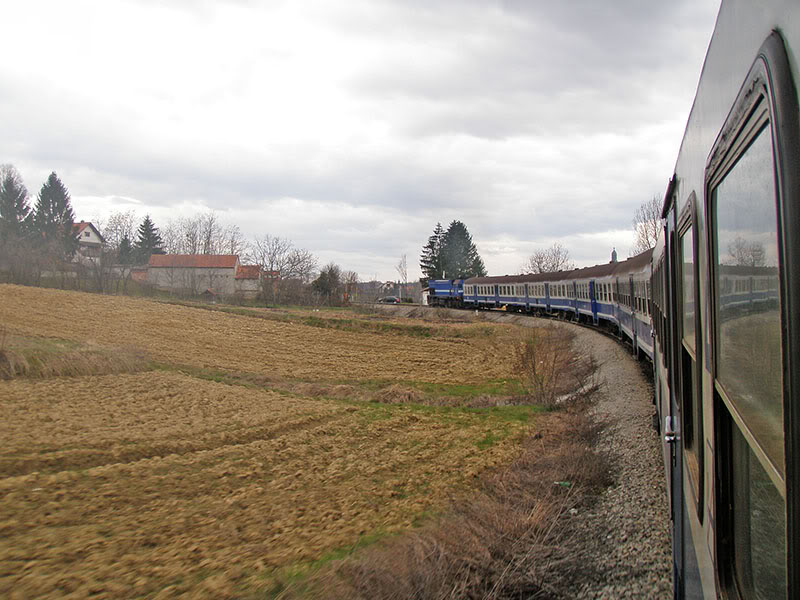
[72,221,104,261]
[234,264,262,299]
[147,254,263,298]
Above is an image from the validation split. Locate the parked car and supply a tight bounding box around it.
[377,296,400,304]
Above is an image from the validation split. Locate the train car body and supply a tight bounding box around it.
[651,0,800,597]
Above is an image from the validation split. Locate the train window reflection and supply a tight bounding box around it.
[731,426,786,598]
[713,126,783,475]
[681,230,695,352]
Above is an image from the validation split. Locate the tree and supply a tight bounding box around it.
[727,236,766,267]
[342,270,359,302]
[438,220,487,279]
[252,234,317,305]
[521,242,575,274]
[134,215,164,264]
[632,194,662,255]
[0,165,32,242]
[118,236,134,264]
[101,210,137,253]
[419,222,445,281]
[312,262,342,305]
[396,254,408,299]
[33,172,78,260]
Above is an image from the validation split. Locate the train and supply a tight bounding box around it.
[428,0,800,597]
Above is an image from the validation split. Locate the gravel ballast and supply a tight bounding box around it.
[565,324,672,599]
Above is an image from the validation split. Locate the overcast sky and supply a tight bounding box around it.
[1,0,720,281]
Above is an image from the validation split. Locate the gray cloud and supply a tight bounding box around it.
[0,0,720,280]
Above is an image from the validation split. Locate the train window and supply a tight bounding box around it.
[713,124,783,474]
[682,234,696,351]
[730,423,786,598]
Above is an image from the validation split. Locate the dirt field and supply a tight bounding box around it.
[0,285,515,384]
[0,285,533,598]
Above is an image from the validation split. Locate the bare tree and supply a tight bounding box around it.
[342,270,359,303]
[101,210,137,252]
[285,248,317,283]
[395,254,408,299]
[252,234,318,305]
[159,219,183,255]
[727,236,767,267]
[521,242,575,274]
[182,216,202,255]
[632,194,662,255]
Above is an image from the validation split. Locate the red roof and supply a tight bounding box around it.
[148,254,239,269]
[235,265,261,280]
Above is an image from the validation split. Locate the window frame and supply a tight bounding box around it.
[677,193,704,517]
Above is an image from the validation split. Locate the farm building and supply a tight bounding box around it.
[234,264,262,299]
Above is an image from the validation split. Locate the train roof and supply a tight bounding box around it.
[464,248,653,284]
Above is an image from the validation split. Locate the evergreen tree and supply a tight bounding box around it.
[440,220,487,279]
[118,235,133,264]
[33,172,78,259]
[134,215,164,264]
[419,222,445,281]
[0,165,32,243]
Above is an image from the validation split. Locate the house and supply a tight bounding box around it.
[234,264,262,299]
[148,254,240,296]
[73,221,104,260]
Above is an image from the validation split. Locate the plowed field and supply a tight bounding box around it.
[0,285,514,383]
[0,285,533,598]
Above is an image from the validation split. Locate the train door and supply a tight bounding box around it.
[665,186,705,598]
[590,281,598,324]
[545,283,551,312]
[706,33,798,599]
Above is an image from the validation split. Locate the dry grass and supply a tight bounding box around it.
[0,284,515,384]
[513,325,600,409]
[0,285,611,598]
[0,328,148,380]
[272,403,611,600]
[0,372,531,598]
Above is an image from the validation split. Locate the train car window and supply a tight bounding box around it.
[713,125,784,475]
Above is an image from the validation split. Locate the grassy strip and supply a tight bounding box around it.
[157,363,538,420]
[0,331,150,379]
[154,298,503,340]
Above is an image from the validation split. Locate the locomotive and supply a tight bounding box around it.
[429,0,800,596]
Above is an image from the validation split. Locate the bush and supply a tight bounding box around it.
[513,325,599,409]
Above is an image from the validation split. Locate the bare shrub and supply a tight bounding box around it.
[513,325,599,409]
[374,384,425,404]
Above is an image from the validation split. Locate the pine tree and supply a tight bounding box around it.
[0,165,32,243]
[134,215,164,264]
[33,172,78,259]
[419,222,445,281]
[118,235,133,264]
[440,220,486,279]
